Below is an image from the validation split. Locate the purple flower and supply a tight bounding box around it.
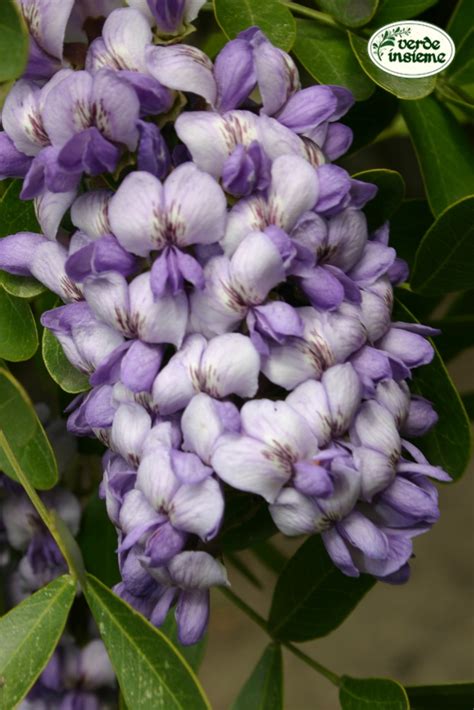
[107,165,227,297]
[140,550,229,644]
[175,110,323,193]
[261,304,365,390]
[189,231,303,353]
[152,333,260,414]
[129,0,206,34]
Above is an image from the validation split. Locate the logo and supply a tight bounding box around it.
[368,21,455,78]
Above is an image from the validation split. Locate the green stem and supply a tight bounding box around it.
[279,1,340,28]
[220,587,340,686]
[0,430,86,586]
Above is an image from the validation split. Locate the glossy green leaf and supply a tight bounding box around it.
[268,536,375,642]
[317,0,379,27]
[231,643,283,710]
[42,327,90,394]
[292,21,374,101]
[388,199,433,270]
[447,0,472,48]
[161,612,207,672]
[0,0,29,83]
[84,574,211,710]
[0,367,58,489]
[344,89,399,154]
[394,300,471,479]
[411,196,474,295]
[213,0,296,51]
[401,98,474,215]
[352,169,405,230]
[446,27,474,84]
[349,33,436,99]
[374,0,438,24]
[219,493,276,551]
[339,676,409,709]
[407,682,474,709]
[0,287,38,361]
[77,492,120,588]
[0,575,75,708]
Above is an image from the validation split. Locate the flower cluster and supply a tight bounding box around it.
[0,1,450,645]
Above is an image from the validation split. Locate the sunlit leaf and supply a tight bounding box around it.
[0,287,38,361]
[292,21,374,101]
[84,574,211,710]
[42,327,90,394]
[0,0,29,83]
[0,575,75,708]
[0,367,58,489]
[213,0,296,51]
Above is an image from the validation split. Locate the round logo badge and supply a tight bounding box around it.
[368,21,455,78]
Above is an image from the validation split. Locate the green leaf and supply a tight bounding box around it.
[344,89,399,154]
[411,196,474,295]
[374,0,438,24]
[268,536,375,642]
[401,98,474,216]
[406,682,474,709]
[77,492,120,588]
[349,33,436,99]
[427,316,474,361]
[219,493,277,551]
[352,169,405,230]
[0,0,29,83]
[447,0,472,48]
[461,392,474,420]
[0,287,38,361]
[42,327,90,394]
[394,300,471,480]
[0,575,75,708]
[0,367,58,489]
[317,0,379,27]
[231,643,283,710]
[388,199,433,270]
[160,612,207,672]
[339,676,409,709]
[0,180,41,237]
[292,21,374,101]
[84,574,211,710]
[213,0,296,51]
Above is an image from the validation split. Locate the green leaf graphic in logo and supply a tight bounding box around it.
[373,26,411,60]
